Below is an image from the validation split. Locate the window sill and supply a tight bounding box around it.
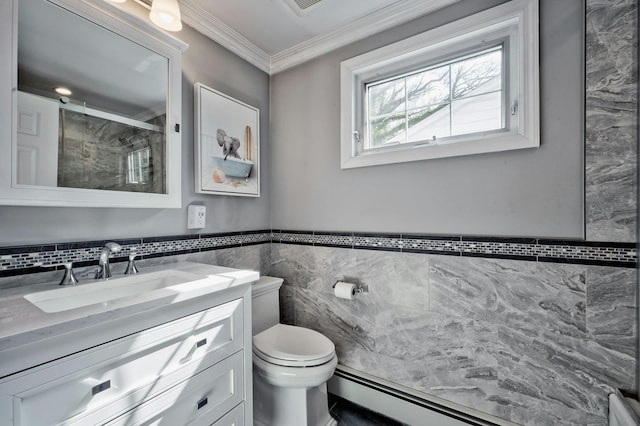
[341,131,539,169]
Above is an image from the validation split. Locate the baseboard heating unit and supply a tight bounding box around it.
[328,365,518,426]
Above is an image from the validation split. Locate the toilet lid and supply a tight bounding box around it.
[253,324,335,367]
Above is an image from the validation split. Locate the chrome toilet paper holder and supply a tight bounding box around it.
[332,280,369,294]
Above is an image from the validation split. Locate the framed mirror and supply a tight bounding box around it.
[0,0,188,208]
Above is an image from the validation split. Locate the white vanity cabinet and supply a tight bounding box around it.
[0,263,256,426]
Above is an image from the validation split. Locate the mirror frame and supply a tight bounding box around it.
[0,0,188,208]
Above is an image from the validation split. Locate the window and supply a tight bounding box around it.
[127,147,151,184]
[340,0,539,169]
[367,46,504,148]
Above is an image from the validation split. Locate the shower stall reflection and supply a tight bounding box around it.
[57,109,166,194]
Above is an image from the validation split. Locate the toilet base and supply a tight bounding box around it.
[253,367,337,426]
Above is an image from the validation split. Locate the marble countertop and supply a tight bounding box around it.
[0,261,259,355]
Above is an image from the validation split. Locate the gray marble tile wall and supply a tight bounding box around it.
[3,237,631,425]
[585,0,638,242]
[59,110,166,194]
[270,243,636,425]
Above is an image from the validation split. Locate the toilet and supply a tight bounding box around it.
[252,276,338,426]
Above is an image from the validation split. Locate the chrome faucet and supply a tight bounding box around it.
[124,250,139,275]
[95,242,122,280]
[59,262,79,286]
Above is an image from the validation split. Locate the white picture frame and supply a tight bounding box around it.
[194,83,260,197]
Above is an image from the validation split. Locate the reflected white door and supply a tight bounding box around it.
[16,91,59,186]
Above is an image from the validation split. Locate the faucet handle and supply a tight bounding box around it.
[59,262,79,286]
[94,263,105,280]
[125,251,139,275]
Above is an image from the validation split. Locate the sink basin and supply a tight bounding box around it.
[24,270,207,313]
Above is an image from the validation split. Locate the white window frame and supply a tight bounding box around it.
[340,0,539,169]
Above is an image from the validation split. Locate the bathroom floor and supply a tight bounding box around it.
[328,394,408,426]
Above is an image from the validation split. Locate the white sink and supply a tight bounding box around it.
[24,270,207,313]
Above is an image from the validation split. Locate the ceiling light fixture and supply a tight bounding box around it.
[149,0,182,32]
[108,0,182,32]
[54,87,72,96]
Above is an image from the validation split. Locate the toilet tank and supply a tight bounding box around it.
[251,276,283,335]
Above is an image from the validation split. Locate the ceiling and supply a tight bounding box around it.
[178,0,461,74]
[191,0,405,55]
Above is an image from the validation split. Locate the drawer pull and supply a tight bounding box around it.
[197,397,208,410]
[179,337,208,364]
[92,380,111,395]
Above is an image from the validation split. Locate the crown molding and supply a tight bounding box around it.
[179,0,271,73]
[179,0,461,75]
[270,0,461,74]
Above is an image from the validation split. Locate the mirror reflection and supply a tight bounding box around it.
[16,0,168,194]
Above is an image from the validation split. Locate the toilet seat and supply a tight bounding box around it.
[253,349,338,389]
[253,324,335,367]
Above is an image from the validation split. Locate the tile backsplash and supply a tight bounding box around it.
[275,231,636,267]
[0,231,271,277]
[0,230,636,278]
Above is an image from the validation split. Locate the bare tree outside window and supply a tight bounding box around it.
[366,46,503,148]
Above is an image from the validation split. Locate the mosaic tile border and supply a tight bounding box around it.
[273,230,637,268]
[0,230,636,277]
[0,230,271,277]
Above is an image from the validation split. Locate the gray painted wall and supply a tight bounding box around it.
[270,0,584,239]
[0,23,271,245]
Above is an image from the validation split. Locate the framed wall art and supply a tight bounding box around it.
[194,83,260,197]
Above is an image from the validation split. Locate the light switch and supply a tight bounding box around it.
[187,205,206,229]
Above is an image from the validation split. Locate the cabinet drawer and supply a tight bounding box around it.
[210,403,244,426]
[106,351,244,426]
[1,299,243,426]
